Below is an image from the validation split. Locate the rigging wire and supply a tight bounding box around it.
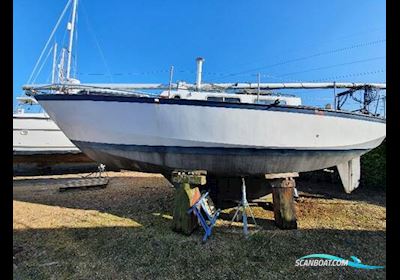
[310,69,385,82]
[231,26,386,70]
[218,39,386,79]
[27,0,72,84]
[31,44,54,84]
[77,69,169,76]
[277,56,386,78]
[81,0,114,82]
[74,67,385,85]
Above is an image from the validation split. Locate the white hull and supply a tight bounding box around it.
[36,94,386,176]
[13,113,79,154]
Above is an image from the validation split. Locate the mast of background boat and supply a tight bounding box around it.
[66,0,78,81]
[58,48,66,83]
[51,43,58,84]
[50,42,58,94]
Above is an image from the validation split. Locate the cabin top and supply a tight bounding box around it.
[159,89,302,106]
[13,111,49,119]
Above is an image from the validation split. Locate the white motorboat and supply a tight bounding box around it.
[13,96,97,175]
[13,97,79,155]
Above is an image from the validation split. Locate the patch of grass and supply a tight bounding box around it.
[13,172,386,279]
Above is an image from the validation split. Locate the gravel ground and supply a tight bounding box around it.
[13,171,386,279]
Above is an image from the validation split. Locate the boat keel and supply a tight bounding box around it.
[337,157,361,193]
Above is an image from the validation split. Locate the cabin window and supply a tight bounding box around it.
[256,100,274,105]
[224,97,241,103]
[207,96,224,102]
[257,99,287,105]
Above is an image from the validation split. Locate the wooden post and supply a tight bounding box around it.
[267,173,298,229]
[171,171,206,235]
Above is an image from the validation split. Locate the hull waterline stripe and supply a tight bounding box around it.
[72,141,369,155]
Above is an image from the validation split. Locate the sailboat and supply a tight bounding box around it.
[23,0,385,193]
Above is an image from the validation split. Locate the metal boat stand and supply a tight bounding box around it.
[231,177,257,237]
[59,163,109,192]
[187,191,221,242]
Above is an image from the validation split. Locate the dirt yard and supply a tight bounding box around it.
[13,171,386,279]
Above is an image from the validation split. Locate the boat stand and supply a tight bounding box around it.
[231,178,257,237]
[171,170,207,235]
[266,173,299,229]
[187,191,221,242]
[59,164,109,192]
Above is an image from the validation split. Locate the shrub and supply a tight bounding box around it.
[360,140,386,190]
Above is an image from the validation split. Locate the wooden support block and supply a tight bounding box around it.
[172,182,201,235]
[265,172,299,179]
[171,171,206,235]
[171,170,207,185]
[270,178,298,229]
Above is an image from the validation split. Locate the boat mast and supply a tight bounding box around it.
[66,0,78,81]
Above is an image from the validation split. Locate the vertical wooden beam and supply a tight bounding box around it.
[270,177,298,229]
[172,183,201,235]
[171,171,206,235]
